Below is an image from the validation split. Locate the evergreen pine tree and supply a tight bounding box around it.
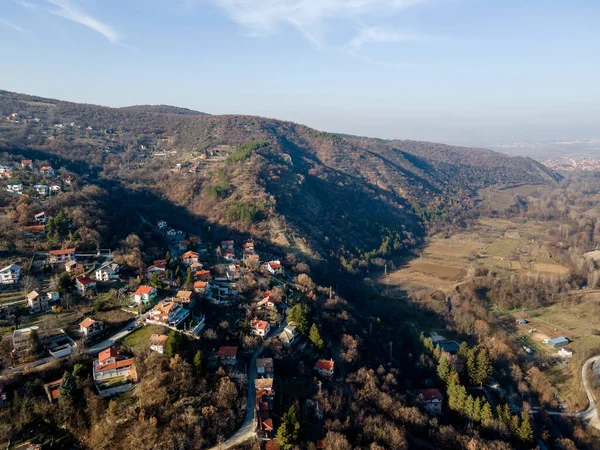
[467,347,478,385]
[433,344,441,360]
[457,341,470,360]
[437,356,450,382]
[289,304,309,335]
[185,267,193,290]
[518,404,534,442]
[309,324,324,350]
[275,422,292,450]
[193,350,203,375]
[465,395,475,420]
[473,396,482,423]
[480,401,493,426]
[59,370,76,401]
[164,331,182,358]
[475,348,492,386]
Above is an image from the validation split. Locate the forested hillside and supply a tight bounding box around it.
[0,90,559,266]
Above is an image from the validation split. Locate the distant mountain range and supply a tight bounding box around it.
[0,90,560,263]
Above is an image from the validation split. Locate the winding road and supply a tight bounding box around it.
[578,355,600,430]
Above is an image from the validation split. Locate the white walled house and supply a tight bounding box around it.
[0,264,20,284]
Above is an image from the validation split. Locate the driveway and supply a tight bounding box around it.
[85,319,137,355]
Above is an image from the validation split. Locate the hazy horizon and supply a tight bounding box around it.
[2,0,599,146]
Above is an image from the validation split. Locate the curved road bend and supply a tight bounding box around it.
[579,355,600,430]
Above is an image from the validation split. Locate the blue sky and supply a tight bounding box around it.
[1,0,599,144]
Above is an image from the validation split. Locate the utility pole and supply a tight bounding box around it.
[384,264,387,276]
[317,380,322,394]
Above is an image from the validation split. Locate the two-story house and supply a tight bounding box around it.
[218,346,238,366]
[146,300,190,327]
[49,248,76,264]
[314,359,335,378]
[251,319,271,337]
[134,285,157,304]
[0,264,20,284]
[79,318,104,338]
[27,290,49,313]
[95,262,120,281]
[76,275,96,294]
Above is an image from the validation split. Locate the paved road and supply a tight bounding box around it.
[85,319,137,355]
[207,319,288,450]
[579,355,600,430]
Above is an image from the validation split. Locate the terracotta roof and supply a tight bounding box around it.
[265,440,279,450]
[40,165,53,171]
[150,334,168,346]
[79,317,97,328]
[98,347,118,363]
[268,261,282,269]
[196,270,211,277]
[251,319,269,331]
[194,281,207,289]
[49,248,76,255]
[255,378,274,391]
[34,212,46,218]
[261,418,274,431]
[153,259,168,267]
[316,359,335,371]
[417,388,443,402]
[176,290,192,299]
[134,285,155,296]
[23,225,45,232]
[76,275,94,285]
[218,346,238,357]
[95,357,135,373]
[181,251,199,259]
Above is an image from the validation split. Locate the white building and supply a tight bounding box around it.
[0,264,20,284]
[95,262,120,281]
[146,300,190,327]
[27,290,49,313]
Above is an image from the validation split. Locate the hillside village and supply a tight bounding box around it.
[0,156,341,449]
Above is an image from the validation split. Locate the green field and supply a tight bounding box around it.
[122,325,166,354]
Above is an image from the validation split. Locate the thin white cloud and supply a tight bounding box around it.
[348,26,426,51]
[205,0,428,46]
[16,0,121,43]
[45,0,120,43]
[0,19,25,32]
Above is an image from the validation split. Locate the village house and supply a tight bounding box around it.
[150,334,169,354]
[5,183,23,195]
[545,336,570,349]
[47,291,60,303]
[21,159,33,169]
[223,248,235,262]
[27,290,49,313]
[256,357,274,378]
[193,280,209,295]
[176,290,195,308]
[33,185,49,196]
[265,260,283,275]
[76,275,97,295]
[314,359,335,378]
[416,388,443,415]
[93,347,137,397]
[65,260,83,274]
[95,262,120,281]
[22,225,46,238]
[251,319,271,337]
[179,240,190,251]
[195,269,211,281]
[166,228,178,236]
[157,220,168,229]
[0,165,13,178]
[79,318,104,338]
[218,346,238,366]
[35,211,49,223]
[134,285,157,304]
[63,175,73,185]
[146,300,190,327]
[279,322,299,347]
[49,248,76,263]
[50,184,61,193]
[255,378,275,398]
[180,251,200,266]
[147,264,167,277]
[221,240,234,250]
[558,347,573,358]
[40,166,55,176]
[0,264,20,284]
[44,379,62,404]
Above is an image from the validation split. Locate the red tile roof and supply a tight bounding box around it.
[79,317,97,328]
[49,248,76,255]
[76,275,95,285]
[134,285,155,296]
[98,347,118,363]
[417,388,443,402]
[218,346,238,358]
[265,440,279,450]
[251,319,269,331]
[194,281,207,289]
[150,334,168,346]
[95,358,135,373]
[316,359,335,371]
[181,251,199,259]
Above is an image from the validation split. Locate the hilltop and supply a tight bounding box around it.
[0,90,560,266]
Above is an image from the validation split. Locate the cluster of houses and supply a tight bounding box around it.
[11,326,76,363]
[2,160,70,197]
